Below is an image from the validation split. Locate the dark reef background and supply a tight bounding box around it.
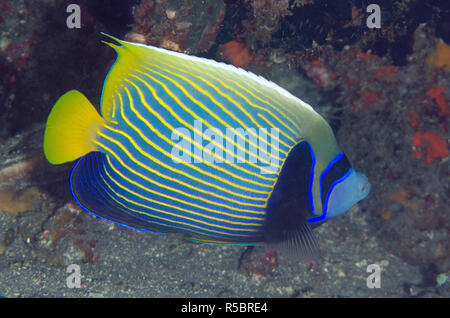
[0,0,448,297]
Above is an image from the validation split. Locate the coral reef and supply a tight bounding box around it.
[305,22,450,274]
[413,132,448,164]
[131,0,225,53]
[214,0,450,281]
[0,187,41,216]
[221,40,253,67]
[241,0,291,46]
[0,0,129,142]
[35,202,99,265]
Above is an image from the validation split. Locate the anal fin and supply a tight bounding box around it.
[270,219,320,260]
[264,199,320,260]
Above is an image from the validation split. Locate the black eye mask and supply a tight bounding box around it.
[320,152,352,211]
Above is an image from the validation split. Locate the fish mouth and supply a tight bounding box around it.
[361,180,371,195]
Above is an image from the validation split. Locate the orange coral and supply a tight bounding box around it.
[310,59,323,67]
[427,86,450,115]
[427,39,450,72]
[387,189,419,211]
[361,89,382,108]
[373,65,398,81]
[381,208,392,220]
[408,112,419,131]
[355,50,377,60]
[222,40,253,67]
[413,132,449,164]
[387,188,408,202]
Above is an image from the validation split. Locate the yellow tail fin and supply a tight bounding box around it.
[44,90,105,164]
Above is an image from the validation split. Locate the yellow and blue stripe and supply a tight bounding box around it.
[45,34,348,248]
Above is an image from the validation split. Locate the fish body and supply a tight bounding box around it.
[44,35,370,258]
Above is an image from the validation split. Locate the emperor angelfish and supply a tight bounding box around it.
[43,34,370,259]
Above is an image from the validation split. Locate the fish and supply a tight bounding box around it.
[43,34,370,259]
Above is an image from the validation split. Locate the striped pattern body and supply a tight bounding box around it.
[71,40,334,244]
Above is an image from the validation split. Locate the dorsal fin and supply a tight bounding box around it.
[99,33,144,121]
